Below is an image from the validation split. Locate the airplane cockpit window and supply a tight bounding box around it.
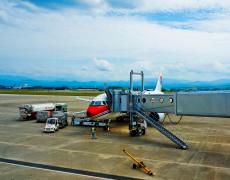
[90,101,105,106]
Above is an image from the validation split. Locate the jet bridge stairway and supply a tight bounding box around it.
[135,108,188,150]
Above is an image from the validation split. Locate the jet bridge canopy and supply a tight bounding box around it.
[107,89,230,117]
[134,91,230,117]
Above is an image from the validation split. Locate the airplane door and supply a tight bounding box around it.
[120,95,128,112]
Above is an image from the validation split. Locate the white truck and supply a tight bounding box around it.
[19,103,55,120]
[19,103,67,121]
[43,118,59,133]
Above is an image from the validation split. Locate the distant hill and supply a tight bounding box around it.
[0,74,230,90]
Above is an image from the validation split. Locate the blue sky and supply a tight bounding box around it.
[0,0,230,81]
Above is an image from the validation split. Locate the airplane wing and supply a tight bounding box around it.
[76,96,92,102]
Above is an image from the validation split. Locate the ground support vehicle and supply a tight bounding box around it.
[53,111,68,128]
[19,103,55,120]
[123,149,153,176]
[44,118,59,133]
[71,111,110,131]
[36,103,67,123]
[18,102,67,121]
[36,111,53,123]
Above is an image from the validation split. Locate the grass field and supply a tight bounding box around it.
[0,89,174,97]
[0,89,102,96]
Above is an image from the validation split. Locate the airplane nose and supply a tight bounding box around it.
[86,109,92,117]
[86,106,95,117]
[86,105,109,117]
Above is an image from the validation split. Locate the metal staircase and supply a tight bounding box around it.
[135,107,188,150]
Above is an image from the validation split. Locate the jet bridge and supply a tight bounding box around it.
[106,70,230,150]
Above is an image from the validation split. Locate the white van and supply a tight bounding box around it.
[44,118,59,133]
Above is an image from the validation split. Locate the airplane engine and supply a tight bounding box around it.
[149,112,165,123]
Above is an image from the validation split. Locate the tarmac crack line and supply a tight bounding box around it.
[0,158,141,180]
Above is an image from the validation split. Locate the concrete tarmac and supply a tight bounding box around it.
[0,95,229,180]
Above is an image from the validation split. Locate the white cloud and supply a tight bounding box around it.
[71,0,230,12]
[94,58,112,71]
[136,0,230,12]
[0,0,230,81]
[89,0,230,13]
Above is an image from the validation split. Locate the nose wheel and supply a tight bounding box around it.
[103,119,111,131]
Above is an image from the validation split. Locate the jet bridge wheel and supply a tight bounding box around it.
[142,129,145,135]
[130,128,145,136]
[130,129,138,137]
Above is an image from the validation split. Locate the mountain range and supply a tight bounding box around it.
[0,75,230,90]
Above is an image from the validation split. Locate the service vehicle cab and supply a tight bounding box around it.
[44,118,59,133]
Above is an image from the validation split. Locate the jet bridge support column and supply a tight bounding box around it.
[129,70,145,136]
[130,70,144,92]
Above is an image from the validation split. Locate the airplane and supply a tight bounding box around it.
[142,72,165,122]
[76,73,166,123]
